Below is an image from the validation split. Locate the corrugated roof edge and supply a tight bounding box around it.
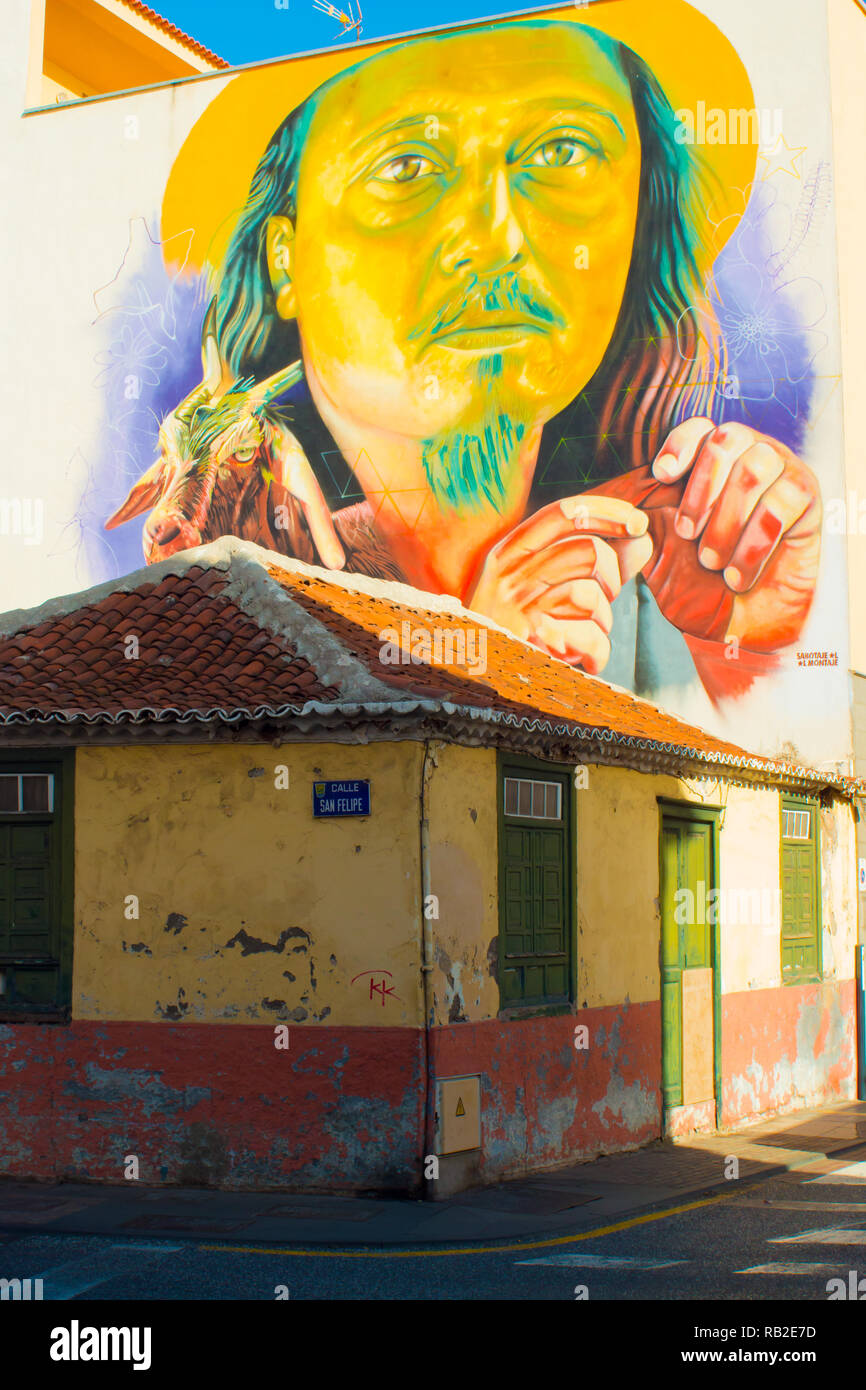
[0,697,861,798]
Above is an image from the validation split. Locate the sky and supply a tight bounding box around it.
[154,0,599,67]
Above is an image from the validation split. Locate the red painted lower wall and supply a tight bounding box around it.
[721,979,857,1126]
[0,1008,662,1190]
[431,1003,662,1183]
[0,981,856,1191]
[0,1022,424,1191]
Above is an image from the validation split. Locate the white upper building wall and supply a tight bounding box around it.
[0,0,858,771]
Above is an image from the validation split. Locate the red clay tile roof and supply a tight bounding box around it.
[0,539,857,793]
[117,0,229,69]
[0,564,336,718]
[278,567,755,761]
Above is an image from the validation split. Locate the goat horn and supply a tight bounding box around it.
[253,360,304,406]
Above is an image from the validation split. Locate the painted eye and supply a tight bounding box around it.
[233,446,256,463]
[530,137,592,168]
[376,154,436,183]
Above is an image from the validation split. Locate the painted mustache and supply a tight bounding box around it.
[410,272,565,345]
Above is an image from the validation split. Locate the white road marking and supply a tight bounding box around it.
[514,1253,686,1269]
[732,1199,866,1213]
[808,1162,866,1186]
[735,1262,840,1275]
[770,1228,866,1246]
[32,1241,184,1300]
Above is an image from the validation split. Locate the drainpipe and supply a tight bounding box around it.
[420,740,437,1197]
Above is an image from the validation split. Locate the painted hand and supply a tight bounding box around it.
[594,419,821,652]
[465,496,653,672]
[649,419,821,650]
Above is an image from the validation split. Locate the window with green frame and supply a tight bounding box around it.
[0,752,74,1021]
[497,756,573,1010]
[780,795,821,984]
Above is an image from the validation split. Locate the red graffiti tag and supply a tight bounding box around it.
[350,970,402,1006]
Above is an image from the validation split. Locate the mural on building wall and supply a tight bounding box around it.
[95,2,833,715]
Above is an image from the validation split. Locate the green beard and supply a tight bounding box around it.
[421,410,526,514]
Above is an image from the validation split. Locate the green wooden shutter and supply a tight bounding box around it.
[0,758,72,1017]
[499,764,571,1008]
[0,821,56,958]
[781,798,820,982]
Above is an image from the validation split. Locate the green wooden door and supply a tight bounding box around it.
[660,815,714,1111]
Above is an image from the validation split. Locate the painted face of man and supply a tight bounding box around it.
[268,22,641,470]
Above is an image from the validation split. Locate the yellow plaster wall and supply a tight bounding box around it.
[576,764,684,1009]
[426,754,708,1019]
[72,741,858,1026]
[426,743,499,1025]
[73,742,424,1024]
[716,789,857,992]
[425,756,843,1017]
[819,794,858,981]
[716,784,784,994]
[573,769,859,1007]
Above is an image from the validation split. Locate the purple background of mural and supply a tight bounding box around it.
[700,175,829,452]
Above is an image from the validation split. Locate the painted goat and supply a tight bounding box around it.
[105,313,346,571]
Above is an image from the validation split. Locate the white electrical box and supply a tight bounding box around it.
[436,1075,481,1154]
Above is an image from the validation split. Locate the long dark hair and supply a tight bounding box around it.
[212,26,723,505]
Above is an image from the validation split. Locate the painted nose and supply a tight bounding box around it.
[144,514,202,561]
[146,517,181,546]
[439,167,526,279]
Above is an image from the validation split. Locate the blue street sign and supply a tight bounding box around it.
[312,780,371,818]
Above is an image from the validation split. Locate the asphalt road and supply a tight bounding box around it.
[3,1158,866,1302]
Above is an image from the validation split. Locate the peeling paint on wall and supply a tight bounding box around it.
[0,1023,425,1191]
[72,743,425,1028]
[431,1006,662,1182]
[722,980,856,1125]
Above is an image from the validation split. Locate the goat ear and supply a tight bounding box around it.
[104,460,166,529]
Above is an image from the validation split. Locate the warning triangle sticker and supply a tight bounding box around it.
[455,1097,465,1117]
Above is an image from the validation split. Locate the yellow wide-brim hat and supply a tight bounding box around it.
[161,0,756,277]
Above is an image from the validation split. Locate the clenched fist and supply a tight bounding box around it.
[593,418,821,651]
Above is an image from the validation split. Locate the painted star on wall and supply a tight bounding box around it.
[758,133,808,181]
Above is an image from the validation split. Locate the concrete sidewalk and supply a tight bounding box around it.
[1,1100,865,1247]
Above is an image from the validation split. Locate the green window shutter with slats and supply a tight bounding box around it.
[0,754,73,1019]
[780,797,821,984]
[498,759,572,1009]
